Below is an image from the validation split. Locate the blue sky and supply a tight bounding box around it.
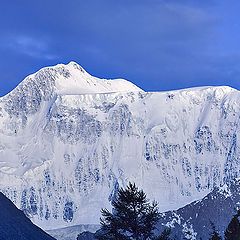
[1,0,240,96]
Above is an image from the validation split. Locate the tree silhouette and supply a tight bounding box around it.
[96,182,160,240]
[224,210,240,240]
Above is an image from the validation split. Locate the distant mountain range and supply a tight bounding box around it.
[0,62,239,239]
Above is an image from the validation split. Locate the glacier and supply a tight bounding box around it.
[0,61,240,232]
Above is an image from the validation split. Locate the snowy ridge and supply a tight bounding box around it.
[0,62,240,231]
[1,61,142,99]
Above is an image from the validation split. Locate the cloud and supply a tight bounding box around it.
[1,35,57,60]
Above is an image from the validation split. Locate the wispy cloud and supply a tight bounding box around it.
[1,35,57,60]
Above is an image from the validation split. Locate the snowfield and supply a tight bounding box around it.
[0,62,239,232]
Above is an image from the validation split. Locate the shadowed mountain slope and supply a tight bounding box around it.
[0,192,55,240]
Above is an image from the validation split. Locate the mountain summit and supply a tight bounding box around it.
[2,61,142,99]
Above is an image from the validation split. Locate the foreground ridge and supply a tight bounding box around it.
[0,192,55,240]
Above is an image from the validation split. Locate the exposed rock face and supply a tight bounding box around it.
[0,62,240,232]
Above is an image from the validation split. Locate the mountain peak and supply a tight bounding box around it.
[51,61,142,95]
[67,60,85,69]
[55,61,86,74]
[1,61,142,101]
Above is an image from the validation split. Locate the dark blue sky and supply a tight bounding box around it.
[1,0,240,96]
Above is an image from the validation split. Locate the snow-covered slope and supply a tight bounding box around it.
[0,62,240,231]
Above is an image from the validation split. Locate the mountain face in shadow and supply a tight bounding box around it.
[0,192,55,240]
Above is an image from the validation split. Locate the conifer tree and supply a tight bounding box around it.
[224,210,240,240]
[96,182,160,240]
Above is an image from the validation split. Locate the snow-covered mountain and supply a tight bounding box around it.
[0,62,240,233]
